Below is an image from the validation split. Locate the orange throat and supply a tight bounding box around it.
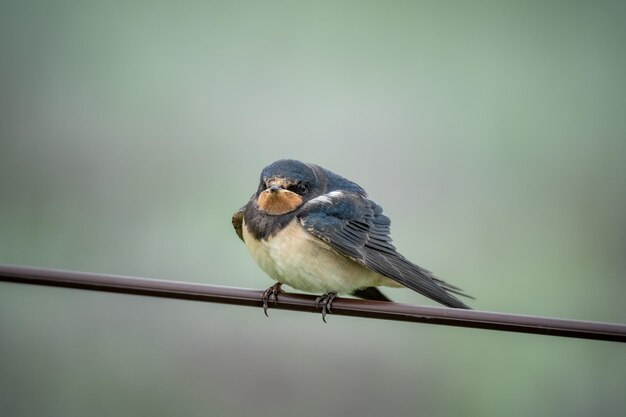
[257,190,303,215]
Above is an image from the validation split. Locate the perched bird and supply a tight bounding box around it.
[232,159,471,320]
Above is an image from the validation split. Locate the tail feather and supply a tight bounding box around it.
[364,251,472,309]
[352,287,392,302]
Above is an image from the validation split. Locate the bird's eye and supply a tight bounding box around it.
[290,182,308,195]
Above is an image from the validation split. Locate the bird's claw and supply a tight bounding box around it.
[315,292,338,323]
[261,283,283,317]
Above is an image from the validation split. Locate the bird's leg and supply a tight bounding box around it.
[314,292,338,323]
[261,282,283,317]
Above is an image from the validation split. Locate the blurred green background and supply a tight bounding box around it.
[1,1,625,417]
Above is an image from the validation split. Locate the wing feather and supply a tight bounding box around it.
[299,192,471,308]
[231,206,245,241]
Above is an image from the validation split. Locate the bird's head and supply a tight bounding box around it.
[255,159,320,215]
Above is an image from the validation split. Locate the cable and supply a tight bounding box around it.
[1,264,624,342]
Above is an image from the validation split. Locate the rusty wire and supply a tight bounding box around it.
[1,264,625,343]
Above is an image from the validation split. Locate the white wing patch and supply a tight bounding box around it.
[309,195,332,205]
[308,190,343,206]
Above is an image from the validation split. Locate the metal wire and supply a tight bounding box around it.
[1,264,625,343]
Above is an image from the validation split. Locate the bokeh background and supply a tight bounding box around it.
[1,1,625,416]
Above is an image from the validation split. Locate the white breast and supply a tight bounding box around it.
[242,218,397,294]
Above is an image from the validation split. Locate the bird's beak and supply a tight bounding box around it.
[269,185,282,193]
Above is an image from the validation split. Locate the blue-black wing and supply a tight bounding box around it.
[298,191,471,308]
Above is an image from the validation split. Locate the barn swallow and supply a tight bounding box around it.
[232,159,472,321]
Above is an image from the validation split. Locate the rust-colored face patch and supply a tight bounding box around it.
[257,189,303,215]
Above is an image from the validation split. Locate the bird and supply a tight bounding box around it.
[232,159,472,321]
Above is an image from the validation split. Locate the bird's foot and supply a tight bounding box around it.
[314,292,338,323]
[261,283,283,317]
